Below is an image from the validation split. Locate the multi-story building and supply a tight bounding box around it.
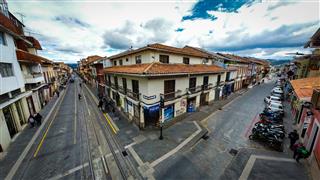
[294,28,320,79]
[0,1,33,152]
[104,43,229,128]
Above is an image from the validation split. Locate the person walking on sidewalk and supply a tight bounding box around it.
[98,99,103,110]
[78,93,82,100]
[28,115,35,128]
[56,90,60,97]
[289,130,299,149]
[35,113,42,126]
[293,145,309,163]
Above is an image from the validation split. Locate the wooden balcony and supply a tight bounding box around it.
[187,85,202,94]
[118,86,126,94]
[161,90,182,102]
[202,83,213,91]
[126,89,140,101]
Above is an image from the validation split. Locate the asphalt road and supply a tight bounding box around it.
[9,79,134,180]
[154,82,275,179]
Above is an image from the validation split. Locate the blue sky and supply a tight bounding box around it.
[7,0,320,63]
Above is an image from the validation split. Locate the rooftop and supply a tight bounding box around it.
[104,62,226,76]
[290,77,320,101]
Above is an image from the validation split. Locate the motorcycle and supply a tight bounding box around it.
[259,114,282,123]
[249,131,283,152]
[252,124,285,139]
[254,121,284,130]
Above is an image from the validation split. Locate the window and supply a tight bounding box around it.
[0,31,7,46]
[114,76,118,88]
[189,77,196,92]
[126,58,129,62]
[113,61,117,66]
[132,80,139,93]
[164,80,175,100]
[0,63,14,77]
[203,76,208,85]
[160,55,169,64]
[135,55,141,64]
[122,78,127,93]
[119,59,123,65]
[183,57,190,64]
[217,75,221,86]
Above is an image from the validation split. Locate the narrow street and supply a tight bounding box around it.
[9,77,140,180]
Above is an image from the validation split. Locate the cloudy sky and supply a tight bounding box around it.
[7,0,320,63]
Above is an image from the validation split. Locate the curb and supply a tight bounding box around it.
[5,86,68,180]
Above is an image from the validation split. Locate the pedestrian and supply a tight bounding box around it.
[78,93,82,100]
[79,83,82,88]
[98,99,103,110]
[56,90,60,97]
[288,130,299,149]
[293,145,309,163]
[35,113,42,126]
[28,115,35,128]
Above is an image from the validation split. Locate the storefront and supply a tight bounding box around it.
[187,97,196,112]
[163,104,174,122]
[2,106,18,138]
[144,104,160,127]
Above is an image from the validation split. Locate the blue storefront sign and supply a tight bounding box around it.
[164,105,174,121]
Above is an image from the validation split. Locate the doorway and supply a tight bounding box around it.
[27,96,36,115]
[308,124,319,152]
[3,106,18,138]
[144,105,160,127]
[200,93,208,106]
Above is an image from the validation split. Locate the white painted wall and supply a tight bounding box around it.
[0,32,25,95]
[0,109,11,151]
[111,50,211,66]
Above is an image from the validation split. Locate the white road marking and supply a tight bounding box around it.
[150,121,202,167]
[239,155,295,180]
[48,163,89,180]
[5,88,67,180]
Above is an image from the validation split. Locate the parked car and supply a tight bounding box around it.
[264,96,282,104]
[272,87,283,92]
[271,88,284,94]
[271,92,284,100]
[266,103,284,115]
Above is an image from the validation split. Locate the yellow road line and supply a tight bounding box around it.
[103,113,117,134]
[74,84,77,145]
[33,87,67,157]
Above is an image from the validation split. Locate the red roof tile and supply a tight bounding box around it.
[104,62,226,75]
[290,77,320,101]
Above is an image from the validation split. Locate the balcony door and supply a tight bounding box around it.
[189,77,196,92]
[203,76,208,89]
[132,80,139,99]
[122,78,127,94]
[164,80,175,100]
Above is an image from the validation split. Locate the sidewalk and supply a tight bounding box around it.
[0,90,65,180]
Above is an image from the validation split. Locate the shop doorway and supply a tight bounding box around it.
[15,101,26,126]
[200,93,208,106]
[187,97,196,112]
[144,105,159,127]
[214,88,220,101]
[27,96,36,115]
[308,124,319,152]
[3,106,18,138]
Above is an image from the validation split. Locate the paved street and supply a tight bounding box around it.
[153,81,309,179]
[1,77,141,180]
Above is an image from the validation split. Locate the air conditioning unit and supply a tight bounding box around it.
[311,89,320,110]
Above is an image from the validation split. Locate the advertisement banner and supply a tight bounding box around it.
[164,105,174,121]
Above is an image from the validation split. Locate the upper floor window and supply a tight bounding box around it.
[217,74,221,86]
[126,58,129,62]
[135,55,141,64]
[183,57,190,64]
[160,55,169,64]
[119,59,123,65]
[0,31,7,46]
[0,63,14,77]
[113,60,117,66]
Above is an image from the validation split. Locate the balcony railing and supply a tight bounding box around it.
[202,83,213,91]
[118,86,126,94]
[187,85,202,94]
[111,83,118,89]
[126,89,140,101]
[161,90,182,102]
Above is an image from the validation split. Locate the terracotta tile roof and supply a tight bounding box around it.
[290,77,320,101]
[0,12,24,35]
[25,36,42,50]
[16,49,51,64]
[104,62,226,76]
[85,55,103,65]
[108,43,212,59]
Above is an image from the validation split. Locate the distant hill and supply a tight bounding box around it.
[266,59,291,66]
[66,63,78,69]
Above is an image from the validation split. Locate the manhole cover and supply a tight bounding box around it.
[229,149,238,156]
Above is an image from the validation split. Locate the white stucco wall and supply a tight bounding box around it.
[0,109,11,151]
[0,32,25,95]
[111,50,211,66]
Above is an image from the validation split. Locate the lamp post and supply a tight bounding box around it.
[159,122,163,140]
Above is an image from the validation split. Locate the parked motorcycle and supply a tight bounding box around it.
[259,114,283,123]
[252,123,285,139]
[249,131,283,152]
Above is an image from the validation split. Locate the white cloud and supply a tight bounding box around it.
[7,0,320,63]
